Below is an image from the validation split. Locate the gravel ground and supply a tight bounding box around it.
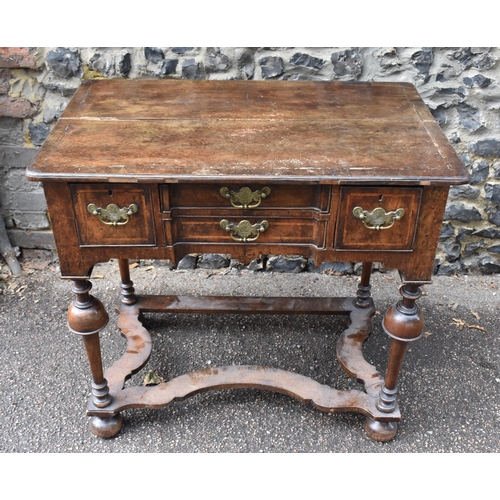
[1,257,500,456]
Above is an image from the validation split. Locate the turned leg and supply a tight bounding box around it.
[365,282,424,442]
[67,279,122,438]
[118,258,137,305]
[356,261,373,308]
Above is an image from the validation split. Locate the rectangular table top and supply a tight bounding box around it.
[26,79,468,185]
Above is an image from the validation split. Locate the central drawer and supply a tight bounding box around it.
[161,183,331,211]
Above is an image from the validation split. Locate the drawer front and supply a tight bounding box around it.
[163,184,330,211]
[172,216,326,246]
[70,183,156,246]
[335,187,422,251]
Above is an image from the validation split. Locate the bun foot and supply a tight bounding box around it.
[90,414,123,438]
[364,417,398,442]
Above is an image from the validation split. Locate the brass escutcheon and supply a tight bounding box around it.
[220,219,269,242]
[87,203,138,226]
[220,186,271,209]
[352,206,405,230]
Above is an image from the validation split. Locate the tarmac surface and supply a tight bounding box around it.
[1,255,500,454]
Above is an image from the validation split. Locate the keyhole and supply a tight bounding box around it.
[108,190,113,196]
[378,195,383,203]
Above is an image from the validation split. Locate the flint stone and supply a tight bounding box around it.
[266,255,306,273]
[444,203,482,222]
[449,185,480,200]
[157,59,178,76]
[46,48,81,78]
[205,48,230,72]
[259,56,284,79]
[451,48,495,70]
[331,49,362,79]
[181,59,203,80]
[411,48,433,74]
[440,222,455,241]
[488,245,500,254]
[444,241,461,262]
[145,47,164,63]
[28,122,50,146]
[463,74,492,88]
[431,106,447,126]
[177,254,198,269]
[290,53,325,70]
[472,227,500,239]
[119,53,131,77]
[468,139,500,157]
[485,183,500,204]
[463,240,485,257]
[247,256,266,271]
[470,160,489,185]
[488,208,500,227]
[436,261,461,276]
[236,50,255,79]
[172,48,195,54]
[478,256,500,274]
[457,227,474,242]
[457,103,482,131]
[198,253,230,269]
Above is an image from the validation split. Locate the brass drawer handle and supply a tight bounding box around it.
[220,186,271,209]
[220,219,269,242]
[87,203,138,226]
[352,206,405,230]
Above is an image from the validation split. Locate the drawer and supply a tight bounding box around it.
[162,184,331,211]
[335,187,422,251]
[70,183,156,246]
[172,215,326,246]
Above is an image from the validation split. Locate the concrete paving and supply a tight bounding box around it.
[1,257,499,453]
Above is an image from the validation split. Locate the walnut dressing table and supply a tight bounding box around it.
[26,79,469,442]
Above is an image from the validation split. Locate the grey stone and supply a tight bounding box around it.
[198,253,230,269]
[157,59,178,77]
[488,207,500,227]
[478,256,500,274]
[457,103,482,131]
[439,222,455,241]
[28,122,50,146]
[259,56,284,79]
[7,228,55,250]
[46,48,81,78]
[177,254,198,269]
[0,118,24,146]
[236,50,255,79]
[472,227,500,239]
[444,241,461,262]
[10,212,50,230]
[468,139,500,157]
[0,146,36,168]
[119,53,131,77]
[436,261,461,276]
[463,74,492,88]
[431,106,447,126]
[181,59,204,80]
[448,185,480,200]
[290,53,325,70]
[463,240,485,257]
[205,48,230,72]
[411,48,433,74]
[444,203,482,222]
[485,183,500,204]
[331,49,362,79]
[171,48,194,54]
[145,47,164,63]
[469,160,489,185]
[247,256,266,271]
[266,255,306,273]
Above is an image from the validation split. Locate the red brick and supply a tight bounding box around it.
[0,47,39,69]
[0,95,37,118]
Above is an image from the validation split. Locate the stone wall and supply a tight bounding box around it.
[1,47,499,275]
